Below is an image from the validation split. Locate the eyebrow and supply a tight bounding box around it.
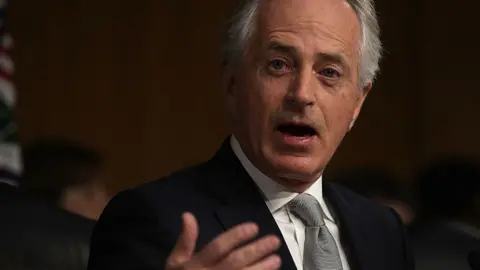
[267,41,299,56]
[266,41,350,73]
[316,53,349,70]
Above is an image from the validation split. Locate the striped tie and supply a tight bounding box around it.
[288,193,343,270]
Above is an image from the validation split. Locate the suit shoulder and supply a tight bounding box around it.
[0,188,94,234]
[104,161,213,220]
[328,182,376,205]
[136,162,207,197]
[328,183,399,222]
[328,182,413,268]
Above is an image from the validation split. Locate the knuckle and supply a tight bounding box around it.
[225,251,246,267]
[165,255,186,269]
[243,245,256,258]
[233,226,247,239]
[209,239,225,253]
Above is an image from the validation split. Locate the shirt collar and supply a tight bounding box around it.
[230,136,334,222]
[0,179,18,187]
[447,220,480,239]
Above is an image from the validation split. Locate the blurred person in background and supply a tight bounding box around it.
[331,167,415,226]
[1,138,108,269]
[411,156,480,270]
[0,1,97,265]
[0,176,96,270]
[22,139,110,221]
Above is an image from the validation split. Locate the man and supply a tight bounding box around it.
[411,157,480,270]
[22,139,110,221]
[88,0,413,269]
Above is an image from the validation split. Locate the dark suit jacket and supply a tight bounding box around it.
[0,183,95,270]
[88,139,413,270]
[412,221,480,270]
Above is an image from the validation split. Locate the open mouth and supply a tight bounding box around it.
[276,123,317,137]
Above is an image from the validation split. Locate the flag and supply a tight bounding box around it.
[0,0,21,186]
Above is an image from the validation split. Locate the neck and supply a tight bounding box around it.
[276,175,319,193]
[59,186,107,220]
[60,192,95,220]
[230,135,321,193]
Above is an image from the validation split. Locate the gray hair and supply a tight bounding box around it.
[221,0,382,87]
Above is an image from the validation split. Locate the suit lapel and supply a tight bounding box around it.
[324,183,377,270]
[204,139,297,270]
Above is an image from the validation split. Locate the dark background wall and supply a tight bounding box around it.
[7,0,479,194]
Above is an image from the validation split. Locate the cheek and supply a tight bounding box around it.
[258,75,293,111]
[235,70,292,144]
[322,93,359,135]
[242,77,285,122]
[232,83,268,141]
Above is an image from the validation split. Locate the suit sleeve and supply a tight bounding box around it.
[87,189,175,270]
[389,208,415,270]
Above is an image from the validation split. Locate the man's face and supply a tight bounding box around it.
[226,0,371,190]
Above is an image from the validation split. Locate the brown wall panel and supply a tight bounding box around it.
[8,1,479,193]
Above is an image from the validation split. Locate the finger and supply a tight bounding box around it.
[244,255,281,270]
[194,222,259,265]
[215,235,281,269]
[166,212,198,267]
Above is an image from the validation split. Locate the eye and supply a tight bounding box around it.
[267,59,292,75]
[319,68,341,79]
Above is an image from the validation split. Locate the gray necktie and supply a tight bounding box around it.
[288,193,343,270]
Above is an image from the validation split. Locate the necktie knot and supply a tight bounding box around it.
[288,193,325,227]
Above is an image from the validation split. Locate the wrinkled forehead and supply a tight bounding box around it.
[255,0,361,56]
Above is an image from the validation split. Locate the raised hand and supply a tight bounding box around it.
[165,212,282,270]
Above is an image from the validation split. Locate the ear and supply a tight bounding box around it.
[222,65,236,96]
[349,82,372,131]
[222,65,238,118]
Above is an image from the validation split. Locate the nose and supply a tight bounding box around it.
[285,68,316,108]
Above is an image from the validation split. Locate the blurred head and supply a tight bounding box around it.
[416,156,480,223]
[222,0,382,191]
[22,139,109,220]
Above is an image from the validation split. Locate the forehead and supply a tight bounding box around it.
[255,0,361,59]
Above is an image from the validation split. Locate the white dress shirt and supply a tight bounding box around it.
[230,136,350,270]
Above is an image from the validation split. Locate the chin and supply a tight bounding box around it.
[267,154,324,184]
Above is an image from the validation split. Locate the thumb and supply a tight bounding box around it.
[166,212,199,267]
